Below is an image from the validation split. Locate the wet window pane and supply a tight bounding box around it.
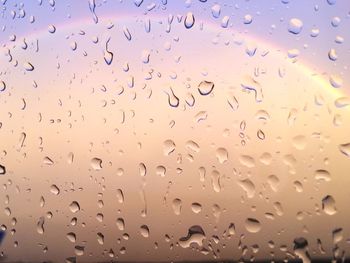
[0,0,350,262]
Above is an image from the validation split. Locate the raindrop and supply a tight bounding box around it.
[48,24,56,33]
[211,5,221,18]
[339,143,350,157]
[216,147,228,164]
[328,49,338,61]
[191,203,202,213]
[198,81,214,95]
[288,18,303,34]
[238,179,255,198]
[50,184,60,195]
[314,169,331,182]
[245,218,261,233]
[329,75,343,88]
[243,14,253,24]
[184,12,195,29]
[116,218,125,231]
[163,140,176,156]
[140,225,150,238]
[0,165,5,175]
[123,26,132,41]
[91,158,102,170]
[172,198,182,215]
[165,88,179,107]
[322,195,337,215]
[23,62,34,71]
[36,217,45,234]
[69,201,80,213]
[97,232,104,245]
[74,246,84,256]
[116,189,124,203]
[66,232,76,243]
[179,225,206,248]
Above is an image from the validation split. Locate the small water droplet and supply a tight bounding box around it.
[172,198,182,215]
[48,24,56,33]
[339,143,350,157]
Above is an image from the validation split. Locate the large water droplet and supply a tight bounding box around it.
[198,81,214,96]
[179,225,206,248]
[322,195,337,215]
[184,12,195,29]
[69,201,80,213]
[245,218,261,233]
[288,18,303,34]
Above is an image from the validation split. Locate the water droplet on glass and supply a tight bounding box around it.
[69,201,80,213]
[211,5,221,18]
[50,184,60,195]
[322,195,337,215]
[48,24,56,33]
[216,147,228,164]
[184,12,195,29]
[245,218,261,233]
[339,143,350,158]
[179,225,206,248]
[288,18,303,34]
[163,139,176,156]
[66,232,76,243]
[172,198,182,215]
[91,158,102,170]
[198,81,214,96]
[140,225,150,238]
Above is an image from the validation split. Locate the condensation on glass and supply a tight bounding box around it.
[0,0,350,262]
